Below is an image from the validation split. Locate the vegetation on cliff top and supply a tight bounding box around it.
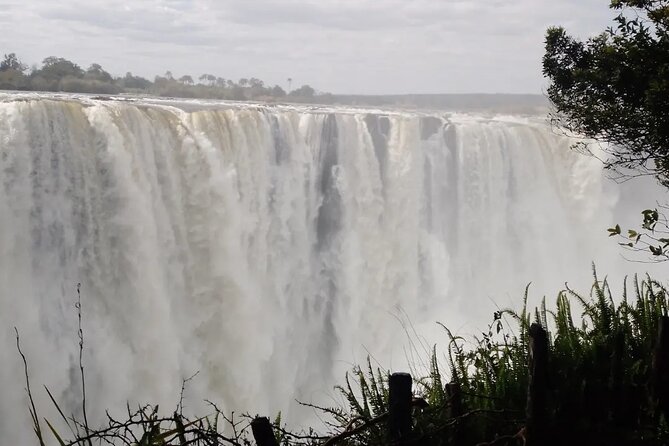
[0,52,326,103]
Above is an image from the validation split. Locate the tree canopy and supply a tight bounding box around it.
[543,0,669,186]
[0,53,26,72]
[290,84,315,98]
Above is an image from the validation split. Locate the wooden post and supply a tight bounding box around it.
[609,330,625,425]
[445,382,462,444]
[445,382,462,418]
[251,416,278,446]
[388,372,412,444]
[653,316,669,420]
[526,323,549,446]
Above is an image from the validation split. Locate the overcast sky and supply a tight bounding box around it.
[0,0,616,94]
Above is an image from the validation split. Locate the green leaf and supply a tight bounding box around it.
[607,224,621,236]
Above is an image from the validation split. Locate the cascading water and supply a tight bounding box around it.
[0,94,659,443]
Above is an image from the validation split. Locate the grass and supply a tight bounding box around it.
[315,268,669,445]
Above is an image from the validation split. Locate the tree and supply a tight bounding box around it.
[0,53,28,90]
[249,77,264,88]
[122,72,152,90]
[85,63,113,83]
[199,73,216,86]
[271,85,286,97]
[0,67,29,90]
[0,53,26,72]
[543,0,669,186]
[544,0,669,261]
[178,75,194,85]
[290,84,315,98]
[37,56,84,80]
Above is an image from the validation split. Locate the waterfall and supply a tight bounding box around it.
[0,94,656,442]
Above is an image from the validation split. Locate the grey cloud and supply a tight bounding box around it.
[217,0,484,31]
[41,2,216,47]
[220,3,403,31]
[0,0,623,94]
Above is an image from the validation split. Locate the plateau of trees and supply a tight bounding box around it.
[0,52,328,102]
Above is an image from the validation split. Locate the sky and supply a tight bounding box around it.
[0,0,616,95]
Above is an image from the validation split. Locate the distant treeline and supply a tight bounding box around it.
[1,52,548,112]
[0,52,329,102]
